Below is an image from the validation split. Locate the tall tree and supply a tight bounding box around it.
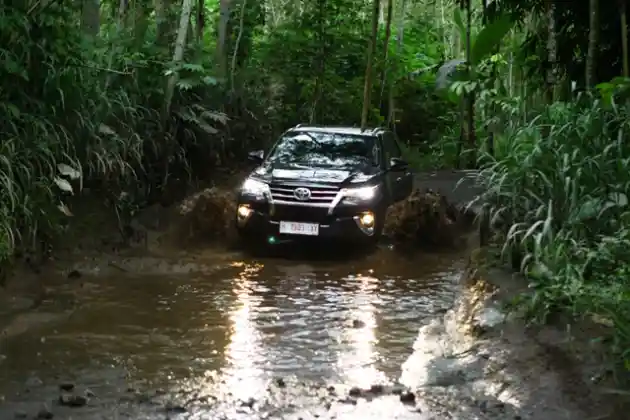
[361,0,381,130]
[545,0,557,103]
[379,0,394,125]
[585,0,599,88]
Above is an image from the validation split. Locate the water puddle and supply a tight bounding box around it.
[0,247,467,419]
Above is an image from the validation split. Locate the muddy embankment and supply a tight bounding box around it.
[403,252,630,420]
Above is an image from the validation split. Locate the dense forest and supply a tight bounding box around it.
[3,0,630,380]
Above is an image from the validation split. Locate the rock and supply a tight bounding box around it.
[36,406,53,419]
[369,384,384,394]
[84,389,96,398]
[338,397,358,405]
[351,319,365,328]
[58,383,74,392]
[391,384,406,395]
[479,400,488,412]
[58,394,88,407]
[165,403,186,414]
[348,386,362,397]
[241,397,255,408]
[67,270,81,279]
[275,378,286,388]
[400,391,416,404]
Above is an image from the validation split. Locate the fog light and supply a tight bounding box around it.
[237,205,252,219]
[359,212,375,227]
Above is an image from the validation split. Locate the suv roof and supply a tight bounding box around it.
[290,124,387,136]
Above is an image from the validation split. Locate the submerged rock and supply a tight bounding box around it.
[58,393,88,407]
[35,405,53,419]
[400,391,416,404]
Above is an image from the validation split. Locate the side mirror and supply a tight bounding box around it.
[248,150,264,163]
[389,157,408,170]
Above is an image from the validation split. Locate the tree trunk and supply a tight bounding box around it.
[585,0,599,88]
[104,0,127,91]
[464,0,476,168]
[310,0,326,124]
[163,0,195,122]
[155,0,176,46]
[230,0,248,93]
[545,0,557,103]
[389,0,406,130]
[216,0,233,78]
[81,0,100,36]
[196,0,205,41]
[378,0,394,119]
[621,0,629,77]
[361,0,381,130]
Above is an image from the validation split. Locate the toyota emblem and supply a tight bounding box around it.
[293,187,311,201]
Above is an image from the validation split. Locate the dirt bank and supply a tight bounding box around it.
[400,248,628,419]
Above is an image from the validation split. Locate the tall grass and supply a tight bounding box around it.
[476,96,630,372]
[0,4,227,273]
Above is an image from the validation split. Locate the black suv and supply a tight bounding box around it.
[235,125,413,244]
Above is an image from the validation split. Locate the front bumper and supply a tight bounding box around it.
[235,200,381,241]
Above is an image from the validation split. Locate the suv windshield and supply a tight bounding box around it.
[267,131,378,167]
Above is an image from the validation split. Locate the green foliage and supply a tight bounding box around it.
[0,0,460,262]
[476,98,630,372]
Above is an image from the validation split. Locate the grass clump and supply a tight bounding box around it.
[476,97,630,376]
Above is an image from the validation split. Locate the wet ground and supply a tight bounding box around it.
[0,245,469,419]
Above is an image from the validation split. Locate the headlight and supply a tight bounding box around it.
[241,178,269,199]
[342,185,379,201]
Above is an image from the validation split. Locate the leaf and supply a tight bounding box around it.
[54,177,74,194]
[202,76,219,85]
[57,202,74,216]
[608,192,628,206]
[99,124,116,136]
[452,9,466,49]
[471,14,514,65]
[57,163,81,180]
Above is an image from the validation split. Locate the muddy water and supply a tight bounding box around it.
[0,247,467,419]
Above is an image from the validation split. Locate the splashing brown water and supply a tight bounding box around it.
[0,246,467,419]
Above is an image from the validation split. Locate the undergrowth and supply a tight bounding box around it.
[473,96,630,379]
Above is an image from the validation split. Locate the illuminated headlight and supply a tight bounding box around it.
[342,185,379,202]
[241,178,269,200]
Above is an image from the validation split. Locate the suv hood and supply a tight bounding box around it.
[253,162,380,185]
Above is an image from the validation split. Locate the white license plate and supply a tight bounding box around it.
[279,221,319,236]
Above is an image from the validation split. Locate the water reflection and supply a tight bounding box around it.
[337,274,387,387]
[221,263,266,399]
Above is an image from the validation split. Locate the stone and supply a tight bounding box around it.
[58,394,88,407]
[400,391,416,404]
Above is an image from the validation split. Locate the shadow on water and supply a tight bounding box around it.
[0,243,467,419]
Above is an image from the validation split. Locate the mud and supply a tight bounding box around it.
[399,251,628,419]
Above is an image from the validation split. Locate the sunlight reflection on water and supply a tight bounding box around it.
[337,274,388,388]
[221,262,267,400]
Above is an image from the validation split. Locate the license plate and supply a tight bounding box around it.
[279,221,319,236]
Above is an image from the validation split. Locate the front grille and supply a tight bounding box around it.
[269,184,339,205]
[271,205,330,223]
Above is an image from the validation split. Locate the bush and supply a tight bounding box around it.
[477,97,630,370]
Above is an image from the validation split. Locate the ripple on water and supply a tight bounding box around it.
[0,249,466,419]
